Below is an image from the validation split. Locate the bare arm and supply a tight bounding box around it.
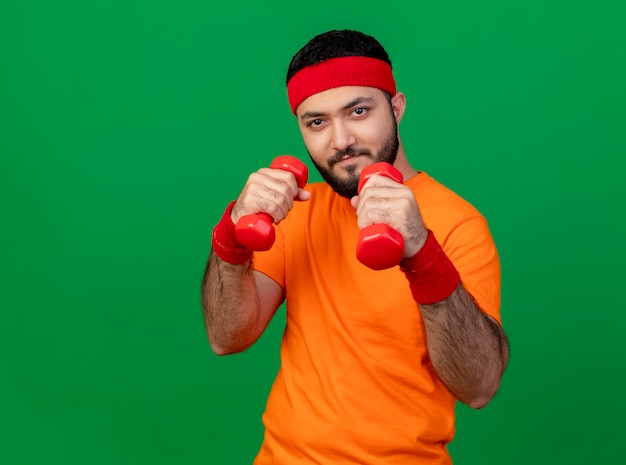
[420,285,509,409]
[354,173,508,408]
[201,252,284,355]
[201,161,309,355]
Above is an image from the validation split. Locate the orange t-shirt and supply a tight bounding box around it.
[252,172,501,464]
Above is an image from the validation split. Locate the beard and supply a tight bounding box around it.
[309,121,400,198]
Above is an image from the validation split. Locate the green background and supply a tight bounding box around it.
[1,0,625,463]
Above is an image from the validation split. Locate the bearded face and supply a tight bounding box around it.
[309,117,399,198]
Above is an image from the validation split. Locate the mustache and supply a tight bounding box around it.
[328,147,372,168]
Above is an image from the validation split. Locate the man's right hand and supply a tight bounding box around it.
[231,159,311,225]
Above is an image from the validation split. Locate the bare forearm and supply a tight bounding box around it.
[420,285,509,408]
[201,251,262,355]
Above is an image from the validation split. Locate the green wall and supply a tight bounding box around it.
[1,1,625,463]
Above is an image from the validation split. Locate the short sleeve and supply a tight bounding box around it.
[252,219,286,289]
[440,216,501,323]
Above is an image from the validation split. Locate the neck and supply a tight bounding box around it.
[392,143,418,182]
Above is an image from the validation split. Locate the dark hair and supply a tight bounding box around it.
[286,30,392,84]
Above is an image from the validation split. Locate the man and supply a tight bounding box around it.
[202,30,509,464]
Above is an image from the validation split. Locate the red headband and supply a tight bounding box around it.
[287,56,396,114]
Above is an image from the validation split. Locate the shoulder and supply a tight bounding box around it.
[410,172,485,232]
[411,173,481,213]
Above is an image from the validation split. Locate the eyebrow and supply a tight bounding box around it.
[299,96,376,121]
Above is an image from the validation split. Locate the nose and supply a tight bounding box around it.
[330,121,356,151]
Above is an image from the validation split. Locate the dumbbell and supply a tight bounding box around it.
[235,156,308,251]
[356,162,405,270]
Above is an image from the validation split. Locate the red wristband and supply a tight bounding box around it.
[400,230,461,305]
[212,201,253,264]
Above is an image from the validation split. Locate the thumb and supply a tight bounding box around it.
[350,195,360,209]
[296,188,312,201]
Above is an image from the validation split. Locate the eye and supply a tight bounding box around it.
[352,107,368,117]
[306,118,325,129]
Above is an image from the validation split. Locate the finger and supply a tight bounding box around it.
[240,166,308,222]
[356,203,396,229]
[296,188,312,202]
[359,173,402,194]
[236,178,289,222]
[262,167,301,199]
[355,189,413,230]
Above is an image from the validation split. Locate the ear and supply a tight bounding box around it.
[391,92,406,124]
